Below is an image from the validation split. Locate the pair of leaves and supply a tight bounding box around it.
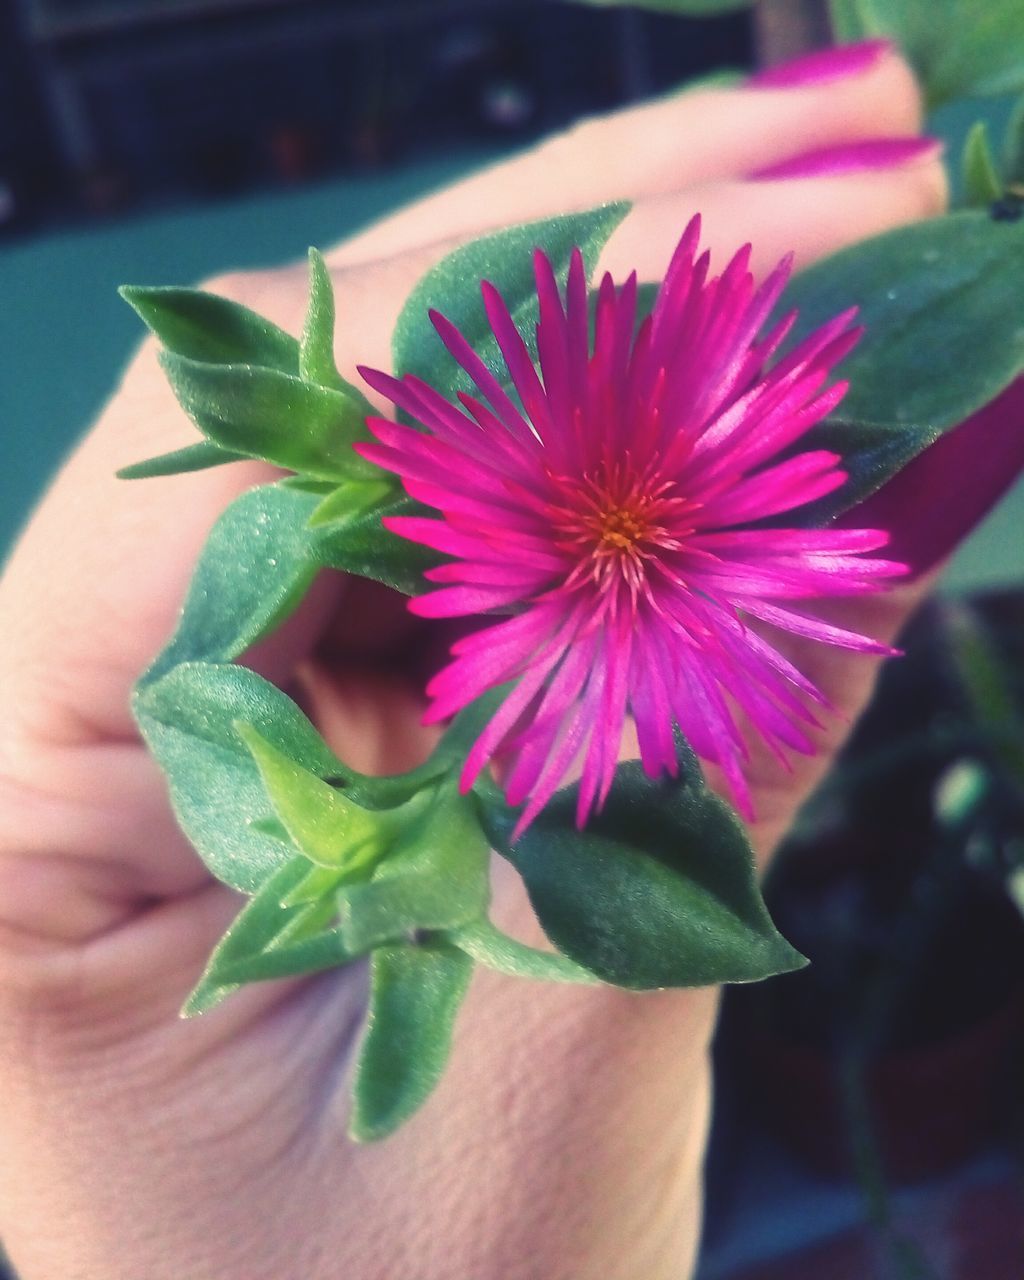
[830,0,1024,106]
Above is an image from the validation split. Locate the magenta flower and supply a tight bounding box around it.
[356,216,904,835]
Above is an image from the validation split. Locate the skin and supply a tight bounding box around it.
[0,49,948,1280]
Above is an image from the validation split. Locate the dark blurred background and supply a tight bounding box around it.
[0,0,751,235]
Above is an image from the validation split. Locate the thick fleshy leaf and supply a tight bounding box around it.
[478,760,806,989]
[391,204,629,405]
[143,482,320,686]
[120,285,299,371]
[310,491,440,594]
[830,0,1024,105]
[339,787,490,953]
[963,121,1005,206]
[783,210,1024,518]
[159,352,374,481]
[573,0,750,12]
[350,941,473,1141]
[134,663,349,891]
[446,918,599,984]
[300,247,347,392]
[117,440,249,480]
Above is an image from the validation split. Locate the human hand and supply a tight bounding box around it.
[0,44,946,1280]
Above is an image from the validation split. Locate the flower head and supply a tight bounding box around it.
[357,217,903,835]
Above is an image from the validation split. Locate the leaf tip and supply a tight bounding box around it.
[180,982,233,1018]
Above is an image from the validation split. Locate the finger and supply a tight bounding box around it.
[327,43,922,268]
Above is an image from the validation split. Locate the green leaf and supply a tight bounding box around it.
[478,758,805,990]
[249,814,294,845]
[237,722,403,870]
[117,440,249,480]
[143,482,321,686]
[837,0,1024,106]
[120,285,299,372]
[159,352,375,481]
[963,120,1005,206]
[310,491,440,595]
[300,248,346,391]
[134,663,348,892]
[350,941,473,1141]
[446,918,599,984]
[782,210,1024,517]
[392,203,629,406]
[339,787,490,953]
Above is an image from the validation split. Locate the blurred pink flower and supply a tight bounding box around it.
[357,216,904,835]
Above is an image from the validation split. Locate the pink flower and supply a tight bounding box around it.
[356,216,904,836]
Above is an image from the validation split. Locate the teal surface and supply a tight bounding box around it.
[2,141,1022,592]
